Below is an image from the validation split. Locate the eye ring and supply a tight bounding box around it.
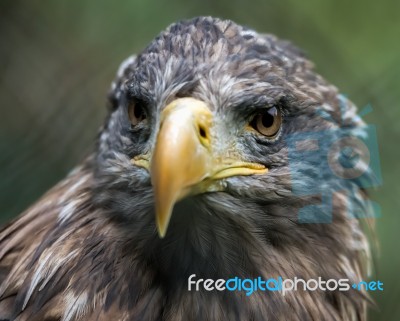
[128,100,147,126]
[250,106,282,138]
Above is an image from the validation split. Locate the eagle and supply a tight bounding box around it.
[0,17,373,321]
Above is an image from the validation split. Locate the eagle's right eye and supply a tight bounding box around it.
[128,101,147,126]
[250,106,282,138]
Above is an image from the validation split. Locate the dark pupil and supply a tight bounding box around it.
[134,104,144,119]
[262,108,276,127]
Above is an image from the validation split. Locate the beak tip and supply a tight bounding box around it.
[156,215,168,238]
[157,225,167,238]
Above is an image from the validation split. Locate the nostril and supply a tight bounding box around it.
[199,126,207,139]
[197,124,210,148]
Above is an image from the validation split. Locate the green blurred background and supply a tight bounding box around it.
[0,0,399,319]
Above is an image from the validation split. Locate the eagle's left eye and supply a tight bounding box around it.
[250,107,282,138]
[128,101,147,126]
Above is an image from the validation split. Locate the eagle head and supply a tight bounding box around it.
[0,16,373,321]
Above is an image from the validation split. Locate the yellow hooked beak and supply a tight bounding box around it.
[133,98,267,237]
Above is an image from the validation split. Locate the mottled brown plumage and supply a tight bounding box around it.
[0,17,372,321]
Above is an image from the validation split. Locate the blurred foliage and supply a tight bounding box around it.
[0,0,399,319]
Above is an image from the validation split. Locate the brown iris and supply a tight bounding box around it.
[128,101,147,126]
[250,107,282,138]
